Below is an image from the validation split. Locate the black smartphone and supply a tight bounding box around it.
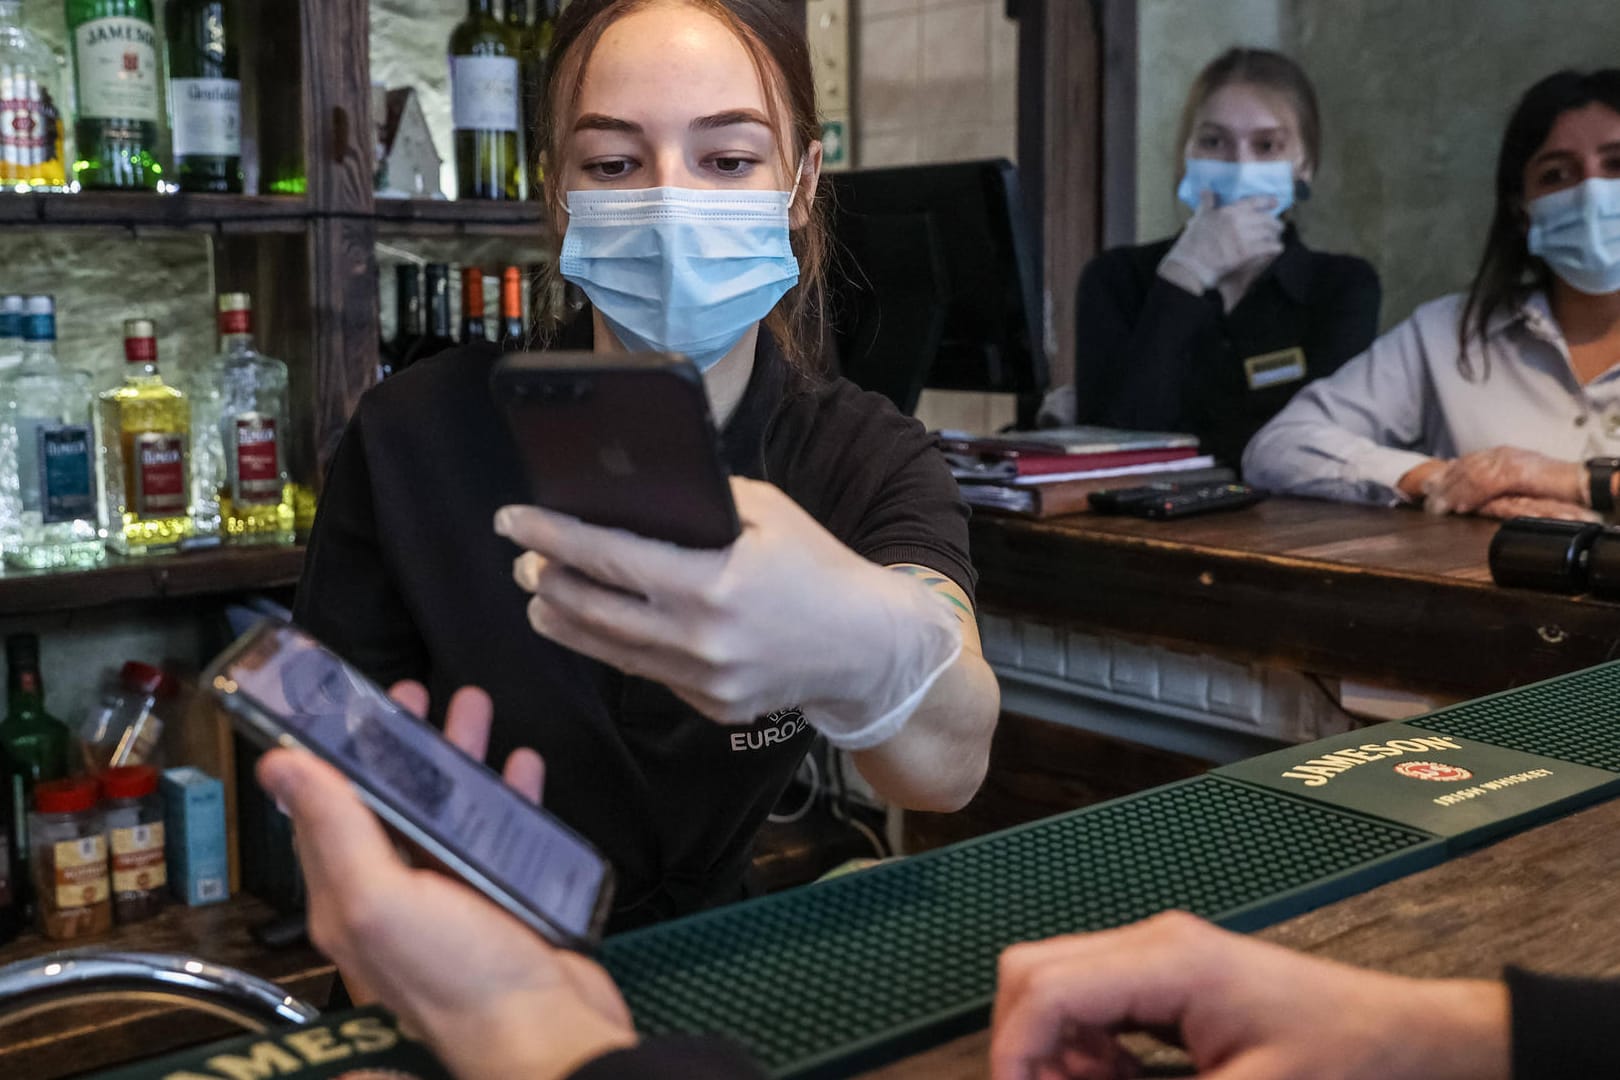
[206,621,616,951]
[491,351,741,549]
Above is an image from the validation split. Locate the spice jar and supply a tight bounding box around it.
[29,778,112,940]
[102,765,167,924]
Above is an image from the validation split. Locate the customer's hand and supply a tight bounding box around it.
[1420,447,1587,517]
[990,911,1509,1080]
[1159,192,1285,293]
[1475,495,1600,523]
[497,477,961,747]
[257,686,634,1080]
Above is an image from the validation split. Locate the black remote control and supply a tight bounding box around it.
[1091,482,1268,520]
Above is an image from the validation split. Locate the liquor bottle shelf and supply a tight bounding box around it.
[0,893,334,1080]
[372,197,552,237]
[0,192,312,234]
[0,545,305,618]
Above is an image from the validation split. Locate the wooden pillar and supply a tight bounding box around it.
[1011,0,1136,391]
[303,0,380,481]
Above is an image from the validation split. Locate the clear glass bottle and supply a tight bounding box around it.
[98,318,192,555]
[0,294,24,370]
[0,0,69,192]
[1,296,102,569]
[190,293,292,544]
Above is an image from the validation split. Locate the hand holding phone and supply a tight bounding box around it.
[207,622,615,949]
[491,351,740,549]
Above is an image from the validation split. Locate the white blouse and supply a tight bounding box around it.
[1242,290,1620,504]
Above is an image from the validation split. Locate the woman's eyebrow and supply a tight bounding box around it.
[575,113,641,133]
[691,109,772,131]
[1527,147,1578,170]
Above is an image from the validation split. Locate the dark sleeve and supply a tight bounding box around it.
[1302,256,1382,380]
[292,403,432,689]
[568,1036,765,1080]
[846,416,977,605]
[1506,966,1620,1078]
[1072,246,1224,430]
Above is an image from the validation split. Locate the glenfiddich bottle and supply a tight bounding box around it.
[165,0,242,193]
[449,0,520,200]
[66,0,165,190]
[97,319,191,554]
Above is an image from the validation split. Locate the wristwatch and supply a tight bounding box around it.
[1586,457,1620,512]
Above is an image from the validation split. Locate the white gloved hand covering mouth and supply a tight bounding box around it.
[497,477,965,751]
[1159,190,1285,293]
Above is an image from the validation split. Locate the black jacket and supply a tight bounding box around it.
[1072,227,1381,469]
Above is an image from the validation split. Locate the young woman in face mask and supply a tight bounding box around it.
[1245,69,1620,520]
[295,0,998,932]
[1042,48,1381,469]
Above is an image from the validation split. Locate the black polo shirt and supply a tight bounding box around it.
[293,330,975,931]
[1071,226,1381,469]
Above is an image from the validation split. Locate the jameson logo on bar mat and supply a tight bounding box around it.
[85,1007,453,1080]
[1217,721,1620,846]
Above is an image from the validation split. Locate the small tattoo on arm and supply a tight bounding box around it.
[890,565,970,622]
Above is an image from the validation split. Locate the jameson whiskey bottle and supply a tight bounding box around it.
[1,632,71,917]
[190,293,293,545]
[0,0,68,191]
[66,0,164,190]
[165,0,241,193]
[98,319,191,554]
[1,296,102,570]
[449,0,520,200]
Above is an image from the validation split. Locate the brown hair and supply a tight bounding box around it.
[537,0,829,379]
[1174,48,1322,182]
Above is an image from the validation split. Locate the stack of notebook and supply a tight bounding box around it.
[940,426,1235,517]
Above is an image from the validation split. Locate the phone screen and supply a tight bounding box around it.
[220,624,609,943]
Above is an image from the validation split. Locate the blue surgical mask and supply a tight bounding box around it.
[559,181,802,370]
[1177,158,1295,217]
[1526,177,1620,296]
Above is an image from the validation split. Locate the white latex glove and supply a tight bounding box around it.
[495,477,963,751]
[1158,191,1285,293]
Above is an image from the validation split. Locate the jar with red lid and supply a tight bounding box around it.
[28,778,111,940]
[102,765,167,923]
[78,661,178,775]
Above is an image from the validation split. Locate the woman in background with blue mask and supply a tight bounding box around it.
[1246,69,1620,521]
[1042,48,1381,469]
[295,0,998,936]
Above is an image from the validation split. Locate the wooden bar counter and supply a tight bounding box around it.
[863,791,1620,1079]
[969,498,1620,699]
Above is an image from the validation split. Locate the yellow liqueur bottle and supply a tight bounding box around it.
[98,319,192,555]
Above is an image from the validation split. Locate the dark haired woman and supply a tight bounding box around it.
[1043,48,1381,468]
[295,0,998,933]
[1245,69,1620,521]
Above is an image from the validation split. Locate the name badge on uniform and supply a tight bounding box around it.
[1243,347,1308,391]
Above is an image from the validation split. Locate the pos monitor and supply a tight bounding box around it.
[826,158,1046,424]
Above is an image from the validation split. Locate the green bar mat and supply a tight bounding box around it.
[1409,661,1620,772]
[601,775,1439,1079]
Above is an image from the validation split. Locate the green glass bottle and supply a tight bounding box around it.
[449,0,520,200]
[509,0,559,201]
[0,633,71,916]
[165,0,242,193]
[65,0,165,190]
